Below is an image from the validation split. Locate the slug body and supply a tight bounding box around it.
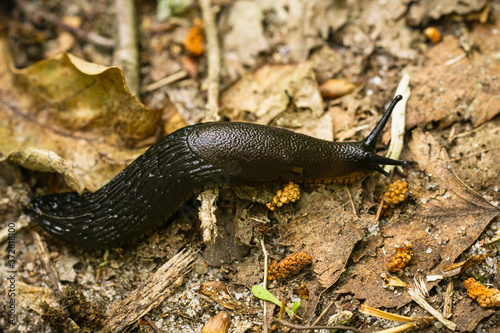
[30,96,409,247]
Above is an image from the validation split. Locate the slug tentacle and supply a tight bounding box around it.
[364,95,403,149]
[29,96,411,247]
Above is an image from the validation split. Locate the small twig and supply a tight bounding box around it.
[142,70,188,92]
[304,293,340,333]
[272,318,366,332]
[375,198,385,222]
[15,0,114,49]
[114,0,140,96]
[144,316,163,333]
[260,237,269,333]
[197,187,219,244]
[102,248,197,332]
[443,53,466,67]
[449,147,500,162]
[31,230,63,299]
[448,123,486,142]
[345,185,357,218]
[408,288,457,330]
[199,0,221,121]
[443,280,454,319]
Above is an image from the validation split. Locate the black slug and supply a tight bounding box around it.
[29,95,409,247]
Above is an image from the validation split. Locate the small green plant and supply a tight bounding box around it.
[251,285,300,318]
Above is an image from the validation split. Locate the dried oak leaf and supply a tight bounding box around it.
[407,18,500,130]
[221,62,329,140]
[0,39,161,193]
[337,129,499,310]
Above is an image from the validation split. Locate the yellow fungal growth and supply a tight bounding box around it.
[383,180,409,210]
[387,243,412,274]
[464,278,500,308]
[266,181,301,211]
[183,21,204,56]
[268,252,313,281]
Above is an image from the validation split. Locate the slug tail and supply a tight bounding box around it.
[28,128,227,247]
[364,95,403,148]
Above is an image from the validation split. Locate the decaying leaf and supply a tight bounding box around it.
[280,185,368,288]
[221,62,323,130]
[222,1,268,67]
[337,129,499,308]
[407,19,500,130]
[199,281,256,314]
[442,254,486,278]
[408,0,489,25]
[0,38,161,192]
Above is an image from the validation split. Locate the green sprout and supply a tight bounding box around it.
[251,285,300,318]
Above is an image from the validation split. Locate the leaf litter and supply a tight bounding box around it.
[1,0,500,332]
[0,39,160,193]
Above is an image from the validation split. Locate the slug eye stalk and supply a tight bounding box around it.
[361,95,410,176]
[364,95,403,149]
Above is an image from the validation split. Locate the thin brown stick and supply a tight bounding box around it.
[31,230,62,298]
[375,198,385,222]
[115,0,140,96]
[144,316,163,333]
[272,318,366,332]
[305,293,340,333]
[15,0,114,49]
[199,0,221,121]
[449,147,500,162]
[443,280,454,319]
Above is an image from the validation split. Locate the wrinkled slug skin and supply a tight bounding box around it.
[29,96,408,247]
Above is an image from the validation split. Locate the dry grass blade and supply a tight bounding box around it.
[359,304,414,323]
[360,304,433,333]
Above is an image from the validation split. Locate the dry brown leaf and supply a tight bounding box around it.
[222,1,268,67]
[408,19,500,130]
[450,297,496,331]
[0,39,161,192]
[408,0,489,25]
[199,281,256,314]
[221,62,326,139]
[280,185,368,288]
[337,129,499,309]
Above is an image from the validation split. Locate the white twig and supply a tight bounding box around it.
[142,70,188,92]
[408,288,457,331]
[260,237,269,333]
[115,0,140,96]
[197,187,219,244]
[199,0,221,121]
[383,72,411,174]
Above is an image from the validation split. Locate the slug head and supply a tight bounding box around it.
[361,95,411,176]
